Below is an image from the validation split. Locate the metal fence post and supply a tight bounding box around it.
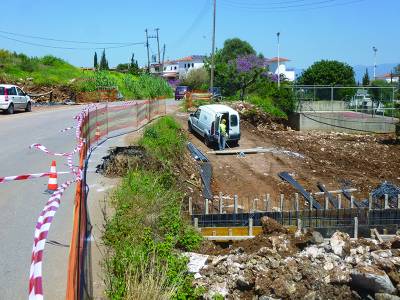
[295,193,299,212]
[280,194,284,212]
[398,194,400,209]
[248,218,253,236]
[350,196,354,209]
[338,194,342,209]
[194,218,199,230]
[369,193,373,210]
[219,192,223,214]
[205,199,209,215]
[384,194,389,209]
[188,197,193,216]
[325,196,329,210]
[234,195,238,214]
[265,194,270,212]
[354,217,358,239]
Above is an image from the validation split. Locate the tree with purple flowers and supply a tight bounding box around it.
[233,54,266,100]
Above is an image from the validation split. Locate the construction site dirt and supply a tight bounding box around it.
[175,107,400,212]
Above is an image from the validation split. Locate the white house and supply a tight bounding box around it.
[265,57,295,82]
[162,55,205,79]
[377,73,399,83]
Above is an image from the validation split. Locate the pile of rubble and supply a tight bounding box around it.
[188,218,400,299]
[233,102,289,132]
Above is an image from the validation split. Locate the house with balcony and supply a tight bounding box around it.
[265,57,296,82]
[162,55,205,79]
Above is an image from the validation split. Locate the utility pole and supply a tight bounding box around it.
[373,46,378,81]
[210,0,216,91]
[277,32,281,89]
[145,29,150,73]
[155,28,161,73]
[162,44,166,74]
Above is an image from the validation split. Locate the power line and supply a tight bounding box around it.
[172,0,212,46]
[0,29,136,45]
[0,34,145,50]
[220,0,366,12]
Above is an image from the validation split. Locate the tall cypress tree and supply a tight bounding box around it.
[94,52,98,70]
[362,68,370,86]
[99,49,109,70]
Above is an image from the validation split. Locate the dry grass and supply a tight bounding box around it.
[125,259,177,300]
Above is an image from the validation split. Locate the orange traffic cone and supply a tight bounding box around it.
[47,160,58,192]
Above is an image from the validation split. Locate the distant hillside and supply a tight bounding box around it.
[0,49,81,85]
[0,49,173,100]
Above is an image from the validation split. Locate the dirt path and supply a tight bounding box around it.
[175,109,400,212]
[175,113,305,212]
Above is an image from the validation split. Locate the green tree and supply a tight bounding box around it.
[93,52,98,70]
[128,53,140,75]
[180,67,209,90]
[205,38,257,96]
[362,68,370,86]
[219,38,256,63]
[99,49,109,70]
[116,63,129,72]
[369,79,393,102]
[298,60,356,100]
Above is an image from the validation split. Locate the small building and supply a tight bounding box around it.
[162,55,205,79]
[265,57,295,82]
[376,73,399,83]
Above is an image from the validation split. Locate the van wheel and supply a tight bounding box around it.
[25,102,32,112]
[204,136,210,147]
[6,104,14,114]
[188,122,193,133]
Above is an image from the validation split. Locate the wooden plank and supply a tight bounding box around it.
[207,147,269,155]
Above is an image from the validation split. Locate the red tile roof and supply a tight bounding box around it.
[266,57,290,63]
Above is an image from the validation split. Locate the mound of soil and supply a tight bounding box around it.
[233,102,289,131]
[96,146,156,177]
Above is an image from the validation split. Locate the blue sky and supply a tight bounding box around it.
[1,0,399,71]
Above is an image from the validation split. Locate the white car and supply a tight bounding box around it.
[0,84,32,114]
[188,104,241,148]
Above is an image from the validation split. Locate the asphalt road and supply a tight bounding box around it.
[0,106,83,299]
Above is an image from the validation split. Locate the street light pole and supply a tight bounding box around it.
[373,46,378,80]
[277,32,281,89]
[210,0,216,91]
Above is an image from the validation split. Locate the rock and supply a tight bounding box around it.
[351,265,397,294]
[329,267,351,283]
[304,291,316,300]
[230,247,244,255]
[390,236,400,249]
[311,231,324,244]
[184,252,209,273]
[212,255,228,266]
[375,293,400,300]
[330,231,350,257]
[259,296,280,300]
[236,274,254,290]
[261,216,287,234]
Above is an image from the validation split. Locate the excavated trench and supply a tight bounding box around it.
[96,146,154,177]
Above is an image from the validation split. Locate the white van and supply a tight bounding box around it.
[188,104,240,148]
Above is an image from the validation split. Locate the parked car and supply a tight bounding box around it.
[208,87,222,101]
[0,84,32,114]
[188,104,240,148]
[175,86,190,100]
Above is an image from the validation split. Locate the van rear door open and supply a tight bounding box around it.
[214,113,221,137]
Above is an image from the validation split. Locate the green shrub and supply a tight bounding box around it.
[104,117,203,299]
[247,95,287,118]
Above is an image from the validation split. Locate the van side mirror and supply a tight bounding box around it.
[189,113,194,117]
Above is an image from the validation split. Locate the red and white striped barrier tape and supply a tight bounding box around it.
[28,107,87,300]
[28,179,76,300]
[0,171,71,184]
